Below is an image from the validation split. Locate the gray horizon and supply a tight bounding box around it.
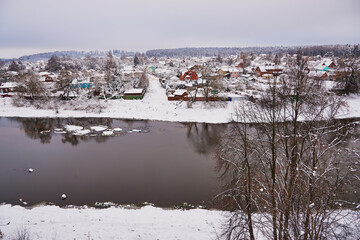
[1,0,359,58]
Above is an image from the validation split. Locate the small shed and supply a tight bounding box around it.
[123,88,145,100]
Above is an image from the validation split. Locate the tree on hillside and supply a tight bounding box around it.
[240,52,251,68]
[102,51,123,99]
[343,64,360,94]
[216,54,223,64]
[8,61,23,72]
[138,69,149,89]
[84,54,99,70]
[134,55,140,67]
[46,55,61,72]
[216,50,359,240]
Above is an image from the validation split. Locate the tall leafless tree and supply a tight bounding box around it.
[217,50,360,240]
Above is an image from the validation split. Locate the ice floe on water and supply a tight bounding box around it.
[65,125,83,132]
[54,128,66,134]
[40,130,51,134]
[102,130,114,136]
[43,124,147,137]
[72,129,91,136]
[90,125,108,132]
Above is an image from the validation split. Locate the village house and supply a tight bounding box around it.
[308,71,329,80]
[40,72,56,82]
[0,82,17,97]
[179,70,198,81]
[255,65,283,77]
[167,89,188,101]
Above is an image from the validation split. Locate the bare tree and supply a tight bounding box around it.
[15,71,48,100]
[217,50,359,240]
[56,69,77,99]
[138,68,149,89]
[134,55,140,67]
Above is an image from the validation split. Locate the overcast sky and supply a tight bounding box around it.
[0,0,359,58]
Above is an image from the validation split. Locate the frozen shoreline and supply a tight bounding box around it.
[0,204,226,240]
[0,204,358,240]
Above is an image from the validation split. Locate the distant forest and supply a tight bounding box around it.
[0,50,138,63]
[1,44,359,62]
[145,45,360,58]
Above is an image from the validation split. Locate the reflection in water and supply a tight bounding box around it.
[11,118,152,146]
[184,123,226,155]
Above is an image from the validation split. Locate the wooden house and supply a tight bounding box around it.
[180,70,198,81]
[235,62,244,68]
[309,71,328,80]
[167,89,188,101]
[255,66,267,77]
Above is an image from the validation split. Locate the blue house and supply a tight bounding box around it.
[71,79,93,89]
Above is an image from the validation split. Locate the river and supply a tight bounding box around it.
[0,117,225,207]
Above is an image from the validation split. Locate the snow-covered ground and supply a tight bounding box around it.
[0,204,226,240]
[0,75,234,123]
[0,75,359,123]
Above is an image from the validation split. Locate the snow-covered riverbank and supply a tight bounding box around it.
[1,75,358,123]
[0,204,226,240]
[1,204,359,240]
[0,75,236,123]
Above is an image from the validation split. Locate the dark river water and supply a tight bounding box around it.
[0,117,226,207]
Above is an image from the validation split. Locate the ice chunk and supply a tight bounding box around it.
[54,128,66,134]
[61,194,67,200]
[28,168,34,173]
[72,129,91,136]
[90,126,108,132]
[102,130,114,136]
[113,128,122,132]
[65,125,83,132]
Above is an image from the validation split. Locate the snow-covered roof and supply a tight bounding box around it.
[0,82,17,88]
[72,79,91,84]
[124,88,144,95]
[123,66,133,71]
[40,71,50,76]
[308,71,327,77]
[173,89,187,96]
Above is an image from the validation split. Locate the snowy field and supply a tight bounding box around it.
[0,204,226,240]
[1,74,357,123]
